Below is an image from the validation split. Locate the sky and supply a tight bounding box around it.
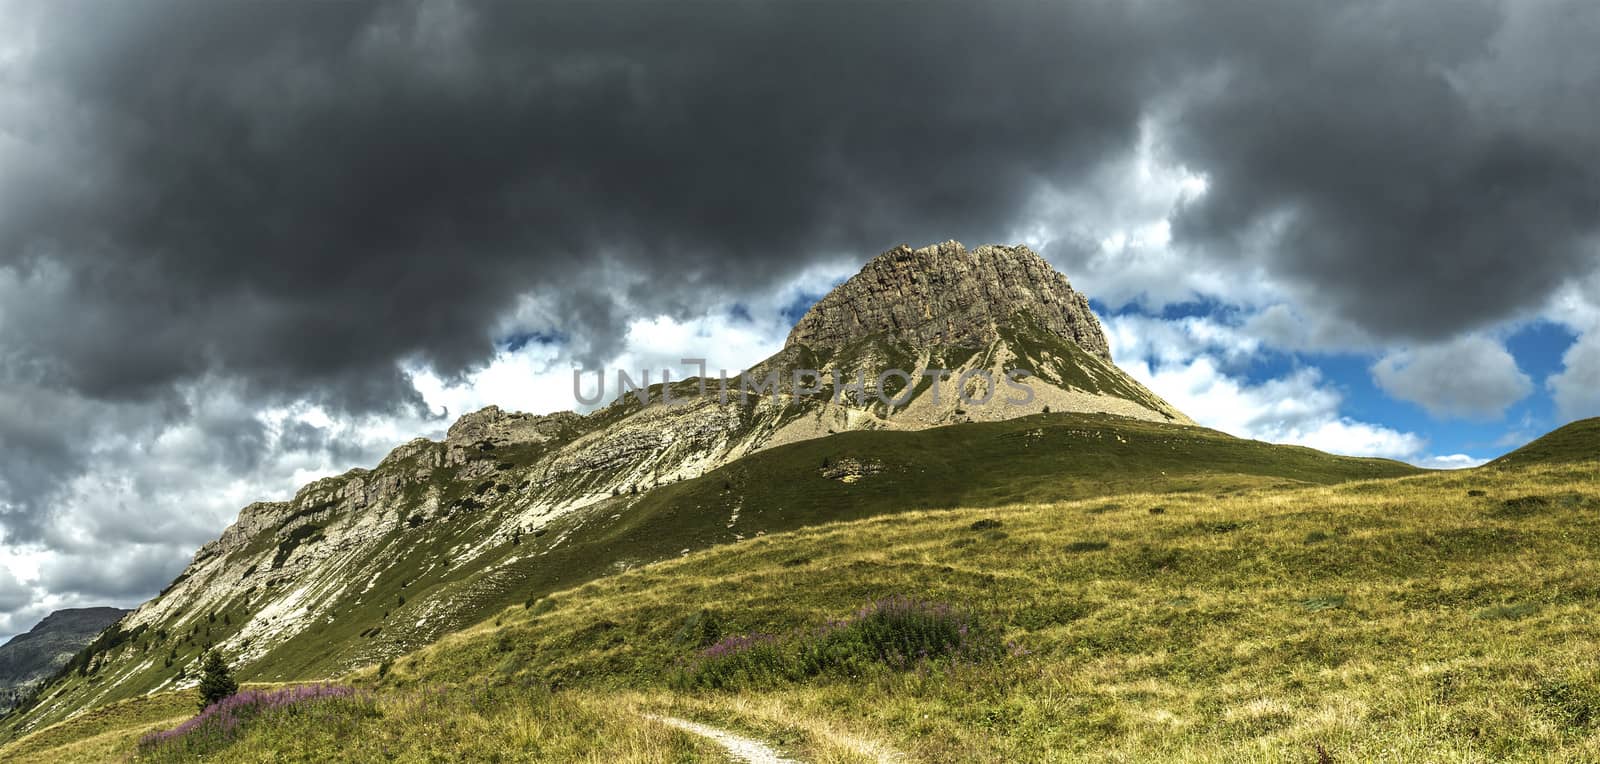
[1,0,1598,640]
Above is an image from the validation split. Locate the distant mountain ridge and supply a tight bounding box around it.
[0,608,128,713]
[7,241,1207,733]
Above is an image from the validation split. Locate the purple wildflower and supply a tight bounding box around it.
[139,683,365,755]
[699,632,777,659]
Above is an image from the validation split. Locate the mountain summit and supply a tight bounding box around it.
[788,241,1111,360]
[767,241,1188,428]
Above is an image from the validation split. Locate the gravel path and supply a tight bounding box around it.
[643,713,801,764]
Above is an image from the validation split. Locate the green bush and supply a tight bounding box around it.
[677,596,1005,690]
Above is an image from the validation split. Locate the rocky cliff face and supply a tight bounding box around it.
[9,242,1190,734]
[787,241,1112,361]
[0,608,128,713]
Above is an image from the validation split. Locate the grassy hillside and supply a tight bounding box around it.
[1490,417,1600,468]
[378,459,1600,762]
[5,412,1413,739]
[226,414,1416,682]
[14,451,1600,762]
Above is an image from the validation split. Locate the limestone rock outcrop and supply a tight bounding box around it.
[786,241,1112,361]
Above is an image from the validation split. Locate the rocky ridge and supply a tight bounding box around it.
[787,241,1112,360]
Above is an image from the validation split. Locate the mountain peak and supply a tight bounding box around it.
[785,241,1112,361]
[1,606,129,713]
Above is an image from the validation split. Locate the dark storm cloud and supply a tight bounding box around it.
[1166,0,1600,340]
[0,568,31,613]
[0,0,1166,412]
[36,544,193,601]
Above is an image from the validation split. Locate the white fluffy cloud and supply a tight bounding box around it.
[1371,335,1532,420]
[1133,355,1425,459]
[1416,454,1490,469]
[1545,274,1600,422]
[410,264,848,419]
[1104,313,1261,367]
[410,310,792,419]
[1549,330,1600,421]
[1106,315,1429,460]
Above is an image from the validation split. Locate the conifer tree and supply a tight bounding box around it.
[197,650,238,710]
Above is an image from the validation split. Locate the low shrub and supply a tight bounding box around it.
[672,608,725,649]
[1475,602,1538,620]
[1299,594,1346,612]
[677,596,1005,689]
[1494,495,1551,518]
[682,634,787,689]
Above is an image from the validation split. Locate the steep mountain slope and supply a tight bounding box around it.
[7,242,1250,735]
[0,609,128,713]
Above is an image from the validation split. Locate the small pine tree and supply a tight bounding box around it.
[197,650,238,710]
